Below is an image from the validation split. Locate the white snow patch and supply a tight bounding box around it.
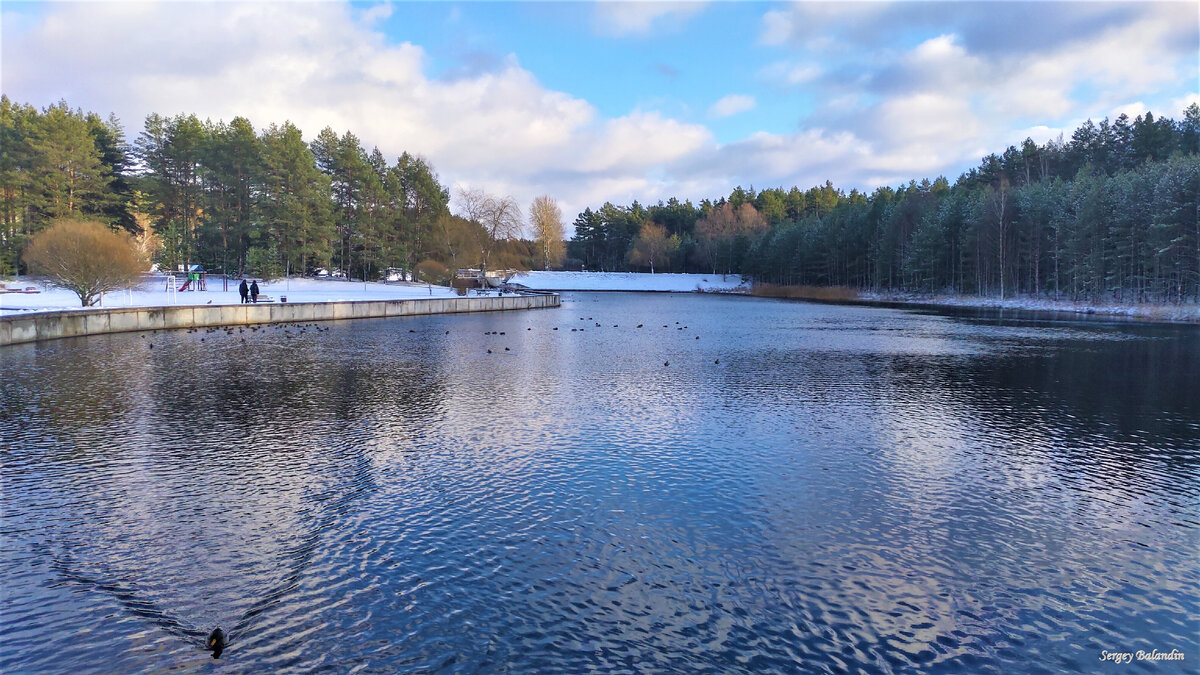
[512,271,747,293]
[0,276,461,316]
[858,291,1200,324]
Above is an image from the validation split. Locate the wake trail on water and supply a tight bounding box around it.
[44,448,380,658]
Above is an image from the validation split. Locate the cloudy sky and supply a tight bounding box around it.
[3,1,1197,219]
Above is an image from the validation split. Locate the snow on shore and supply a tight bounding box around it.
[0,276,460,316]
[0,271,745,316]
[857,291,1200,323]
[10,272,1186,324]
[513,271,747,292]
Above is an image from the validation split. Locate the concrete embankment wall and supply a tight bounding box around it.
[0,294,559,347]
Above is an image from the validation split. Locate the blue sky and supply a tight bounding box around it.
[3,1,1197,220]
[391,3,788,140]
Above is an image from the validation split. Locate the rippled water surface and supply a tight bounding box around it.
[2,293,1198,673]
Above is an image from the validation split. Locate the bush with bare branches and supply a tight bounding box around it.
[22,218,146,306]
[415,259,450,285]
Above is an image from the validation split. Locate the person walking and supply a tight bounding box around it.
[238,278,249,304]
[250,280,260,303]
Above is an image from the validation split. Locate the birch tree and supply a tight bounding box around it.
[529,194,564,270]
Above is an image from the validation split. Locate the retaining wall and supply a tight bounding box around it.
[0,293,559,347]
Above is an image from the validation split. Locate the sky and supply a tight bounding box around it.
[2,1,1197,221]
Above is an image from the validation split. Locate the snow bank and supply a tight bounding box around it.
[512,271,747,292]
[857,291,1200,324]
[0,276,460,316]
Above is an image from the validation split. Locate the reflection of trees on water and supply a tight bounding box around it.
[876,332,1200,469]
[705,325,1200,671]
[149,331,450,429]
[6,324,454,656]
[716,327,1199,470]
[0,339,160,464]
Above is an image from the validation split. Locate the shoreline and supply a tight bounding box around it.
[855,292,1200,325]
[0,294,559,347]
[748,284,1200,325]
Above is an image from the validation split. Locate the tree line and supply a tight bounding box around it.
[567,106,1199,303]
[2,94,1197,302]
[0,96,563,282]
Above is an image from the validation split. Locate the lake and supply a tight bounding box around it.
[1,292,1196,673]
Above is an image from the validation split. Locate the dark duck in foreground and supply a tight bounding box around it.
[207,627,226,658]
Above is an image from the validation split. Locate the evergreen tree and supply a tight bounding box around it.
[26,102,113,224]
[259,122,334,275]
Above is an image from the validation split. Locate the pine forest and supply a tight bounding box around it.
[2,95,1197,304]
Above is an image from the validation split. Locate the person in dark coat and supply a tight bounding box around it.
[238,279,249,304]
[250,280,260,303]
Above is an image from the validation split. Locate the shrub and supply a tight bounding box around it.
[750,283,860,302]
[22,219,145,306]
[415,259,450,284]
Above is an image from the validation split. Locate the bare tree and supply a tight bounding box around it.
[694,202,766,277]
[454,186,523,280]
[23,218,146,306]
[529,195,565,270]
[628,221,677,273]
[454,186,492,226]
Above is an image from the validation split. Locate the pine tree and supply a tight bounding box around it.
[26,102,113,224]
[259,122,334,275]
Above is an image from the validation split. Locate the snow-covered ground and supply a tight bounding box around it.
[13,273,1186,323]
[857,290,1200,323]
[0,276,460,316]
[513,271,747,292]
[0,271,746,316]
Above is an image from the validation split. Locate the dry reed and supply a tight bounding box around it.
[750,283,860,301]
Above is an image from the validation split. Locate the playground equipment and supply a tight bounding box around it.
[176,265,207,291]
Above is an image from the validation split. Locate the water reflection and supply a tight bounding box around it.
[1,294,1197,672]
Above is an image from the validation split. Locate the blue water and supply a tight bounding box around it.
[1,293,1197,673]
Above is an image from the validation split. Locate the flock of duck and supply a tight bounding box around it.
[142,322,339,349]
[142,317,717,369]
[479,316,717,366]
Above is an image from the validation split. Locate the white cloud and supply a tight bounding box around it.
[875,94,980,145]
[0,2,714,221]
[1173,93,1200,112]
[594,1,707,37]
[359,2,394,24]
[759,60,821,87]
[1110,102,1148,120]
[759,7,794,46]
[758,3,1197,186]
[708,94,756,119]
[910,33,958,61]
[760,3,888,48]
[2,0,1196,224]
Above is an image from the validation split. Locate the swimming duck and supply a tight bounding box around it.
[207,627,225,658]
